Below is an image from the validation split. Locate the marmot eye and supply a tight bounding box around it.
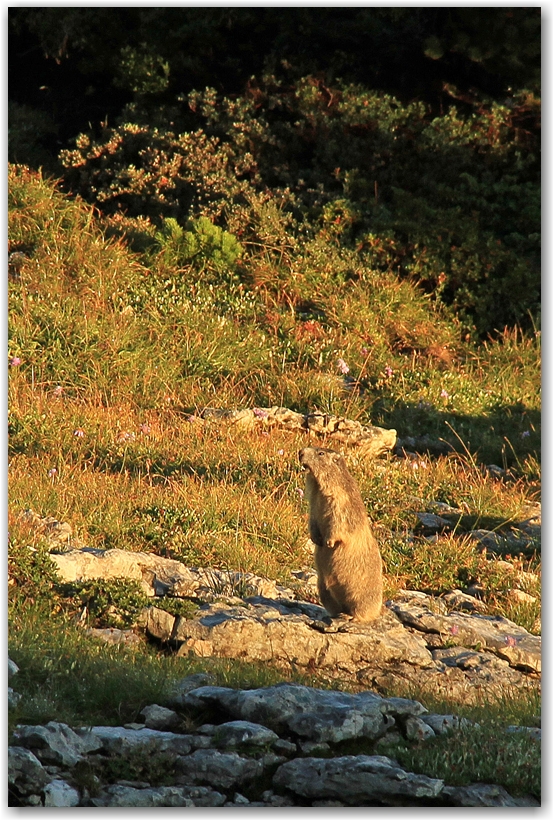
[318,450,325,456]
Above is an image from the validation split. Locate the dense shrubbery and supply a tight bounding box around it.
[58,78,539,336]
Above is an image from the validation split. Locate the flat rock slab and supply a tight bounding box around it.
[389,602,541,673]
[182,683,426,743]
[14,721,103,767]
[273,754,444,804]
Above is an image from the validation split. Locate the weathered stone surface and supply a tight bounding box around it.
[8,657,19,679]
[404,716,436,741]
[441,783,540,807]
[389,602,540,673]
[442,589,487,613]
[140,606,177,641]
[44,779,80,807]
[212,720,279,748]
[89,785,195,807]
[174,749,263,789]
[273,755,444,804]
[416,513,452,532]
[166,673,216,708]
[182,683,426,743]
[14,721,103,767]
[421,714,473,735]
[174,602,434,682]
[139,704,181,731]
[87,626,144,645]
[8,687,22,709]
[198,406,397,457]
[8,746,49,795]
[86,725,195,756]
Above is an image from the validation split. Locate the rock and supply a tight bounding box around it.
[212,720,279,748]
[166,673,216,708]
[174,749,263,789]
[8,657,19,679]
[44,779,80,807]
[273,755,444,804]
[173,602,434,686]
[416,513,452,533]
[272,738,297,755]
[86,725,195,756]
[89,785,195,807]
[140,606,176,641]
[14,722,103,767]
[299,740,331,755]
[87,627,143,645]
[507,589,537,604]
[421,714,473,735]
[441,783,539,807]
[404,716,436,741]
[185,786,227,807]
[139,704,181,732]
[8,746,49,795]
[232,792,250,805]
[441,589,487,613]
[8,688,22,709]
[389,602,541,673]
[181,683,426,743]
[505,725,541,741]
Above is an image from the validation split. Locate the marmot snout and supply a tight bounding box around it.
[299,446,383,622]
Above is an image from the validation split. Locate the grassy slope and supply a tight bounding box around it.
[8,166,541,797]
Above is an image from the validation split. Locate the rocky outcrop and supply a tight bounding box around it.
[8,674,540,807]
[196,406,397,457]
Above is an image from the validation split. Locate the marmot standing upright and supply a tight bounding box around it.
[299,446,383,622]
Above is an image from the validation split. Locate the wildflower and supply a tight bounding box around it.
[360,347,369,357]
[297,488,304,499]
[450,624,460,636]
[336,358,350,375]
[384,365,393,378]
[253,407,269,419]
[186,415,197,423]
[139,423,152,434]
[9,357,21,367]
[73,428,85,438]
[52,385,64,397]
[440,389,450,399]
[118,431,135,443]
[277,449,284,456]
[505,635,518,647]
[521,430,530,438]
[48,468,57,478]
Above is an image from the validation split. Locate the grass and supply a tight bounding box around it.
[8,166,541,798]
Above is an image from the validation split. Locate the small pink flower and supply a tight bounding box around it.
[441,389,450,399]
[48,468,57,478]
[384,365,393,378]
[253,407,269,418]
[139,423,151,434]
[450,624,459,635]
[9,357,21,367]
[521,430,530,438]
[360,347,369,356]
[186,415,197,422]
[52,385,64,397]
[118,431,135,443]
[297,488,304,499]
[73,428,85,438]
[337,358,350,375]
[505,635,517,647]
[277,449,284,456]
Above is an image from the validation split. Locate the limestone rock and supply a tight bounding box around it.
[441,783,540,807]
[89,785,195,807]
[182,683,426,743]
[14,721,103,767]
[139,704,181,732]
[421,714,473,735]
[44,779,80,807]
[442,589,487,613]
[8,657,19,679]
[389,602,540,673]
[174,749,263,789]
[8,746,49,795]
[273,755,444,804]
[212,720,279,748]
[9,686,22,709]
[86,725,194,756]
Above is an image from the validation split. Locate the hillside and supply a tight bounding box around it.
[8,165,540,802]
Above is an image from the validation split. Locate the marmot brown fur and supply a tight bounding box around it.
[299,446,383,622]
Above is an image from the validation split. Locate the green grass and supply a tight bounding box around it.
[8,166,540,796]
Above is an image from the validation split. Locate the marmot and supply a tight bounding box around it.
[299,446,383,622]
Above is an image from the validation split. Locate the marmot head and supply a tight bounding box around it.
[299,447,346,479]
